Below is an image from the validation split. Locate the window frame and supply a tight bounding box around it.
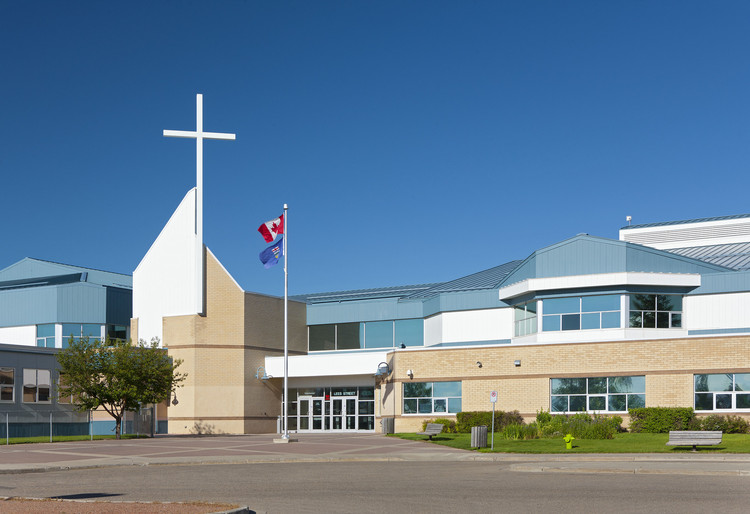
[403,381,462,415]
[694,373,750,412]
[550,376,645,413]
[0,367,15,402]
[22,368,51,404]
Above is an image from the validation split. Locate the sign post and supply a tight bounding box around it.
[490,390,498,450]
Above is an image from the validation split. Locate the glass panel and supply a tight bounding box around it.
[657,295,682,311]
[309,325,335,351]
[514,305,526,321]
[627,394,645,409]
[417,398,432,413]
[358,401,374,415]
[551,378,586,395]
[608,395,626,411]
[395,319,424,347]
[359,387,375,399]
[23,386,36,403]
[404,382,432,398]
[656,312,670,328]
[433,399,447,413]
[588,377,607,394]
[433,381,461,397]
[561,314,580,331]
[550,396,567,412]
[36,339,45,347]
[671,313,682,328]
[403,399,417,414]
[706,374,733,392]
[346,399,356,415]
[542,316,560,332]
[62,324,81,338]
[643,312,655,328]
[581,295,620,312]
[332,399,342,415]
[716,394,732,409]
[736,394,750,409]
[313,400,322,416]
[569,396,586,411]
[544,297,580,315]
[336,323,362,350]
[82,324,101,338]
[448,398,462,413]
[609,376,641,393]
[694,375,709,392]
[629,312,642,328]
[0,368,12,385]
[37,324,55,337]
[358,416,374,430]
[695,393,713,410]
[365,321,393,348]
[299,416,309,430]
[630,294,655,311]
[288,417,297,430]
[588,396,606,410]
[0,386,12,401]
[581,313,600,330]
[346,415,356,430]
[46,337,55,348]
[735,374,750,392]
[601,311,621,328]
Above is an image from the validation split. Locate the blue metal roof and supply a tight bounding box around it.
[666,242,750,271]
[0,258,132,289]
[403,260,523,299]
[621,213,750,231]
[293,283,441,304]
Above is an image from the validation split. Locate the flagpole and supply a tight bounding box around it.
[282,203,289,440]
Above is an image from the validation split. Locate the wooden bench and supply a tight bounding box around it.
[666,431,722,451]
[416,423,444,440]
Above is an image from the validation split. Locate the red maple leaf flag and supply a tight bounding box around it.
[258,214,284,243]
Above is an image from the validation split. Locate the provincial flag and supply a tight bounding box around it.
[258,215,284,243]
[259,237,284,269]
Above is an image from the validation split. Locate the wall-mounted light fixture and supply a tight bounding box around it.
[407,369,414,379]
[255,366,272,380]
[514,360,521,367]
[375,362,391,377]
[476,361,483,368]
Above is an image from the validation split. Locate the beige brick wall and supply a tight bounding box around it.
[382,335,750,432]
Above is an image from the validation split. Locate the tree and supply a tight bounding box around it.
[56,337,186,439]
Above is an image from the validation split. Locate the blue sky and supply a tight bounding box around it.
[2,1,749,296]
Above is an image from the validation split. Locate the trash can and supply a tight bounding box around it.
[471,425,488,448]
[381,417,394,434]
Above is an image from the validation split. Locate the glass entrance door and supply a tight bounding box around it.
[331,397,357,431]
[298,396,325,431]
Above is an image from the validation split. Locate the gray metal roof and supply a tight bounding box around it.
[666,242,750,271]
[621,213,750,231]
[403,260,523,299]
[293,283,442,304]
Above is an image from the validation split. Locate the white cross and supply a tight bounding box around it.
[164,93,235,315]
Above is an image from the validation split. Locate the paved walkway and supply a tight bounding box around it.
[1,433,750,476]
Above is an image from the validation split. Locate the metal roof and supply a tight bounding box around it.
[621,213,750,231]
[666,242,750,271]
[403,260,523,299]
[293,283,442,304]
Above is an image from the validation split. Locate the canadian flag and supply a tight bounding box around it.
[258,214,284,242]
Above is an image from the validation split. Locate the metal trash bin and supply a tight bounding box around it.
[381,417,394,434]
[471,425,488,448]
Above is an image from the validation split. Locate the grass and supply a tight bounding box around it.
[392,432,750,453]
[1,434,147,445]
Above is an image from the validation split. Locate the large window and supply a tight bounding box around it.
[403,381,462,415]
[514,301,538,336]
[550,376,645,413]
[61,324,103,347]
[23,369,51,403]
[694,373,750,411]
[542,295,621,332]
[36,324,55,348]
[309,320,423,351]
[0,367,14,402]
[628,294,682,328]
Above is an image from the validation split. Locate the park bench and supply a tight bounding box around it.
[666,430,722,451]
[417,423,444,440]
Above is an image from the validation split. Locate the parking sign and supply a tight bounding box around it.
[490,390,498,403]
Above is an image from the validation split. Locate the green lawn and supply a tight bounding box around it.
[1,434,146,445]
[392,432,750,453]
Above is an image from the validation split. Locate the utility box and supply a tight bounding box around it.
[471,425,488,448]
[381,417,394,434]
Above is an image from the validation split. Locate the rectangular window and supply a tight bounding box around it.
[543,295,621,332]
[36,324,55,348]
[395,319,423,347]
[0,367,14,402]
[629,294,682,328]
[23,369,51,403]
[514,301,538,337]
[694,373,750,411]
[550,376,644,413]
[309,324,335,351]
[403,381,461,415]
[364,321,393,348]
[308,320,423,352]
[336,323,363,350]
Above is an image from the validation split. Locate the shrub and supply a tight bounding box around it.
[700,414,750,434]
[456,411,524,433]
[421,418,457,433]
[628,407,695,433]
[536,409,553,426]
[537,413,622,440]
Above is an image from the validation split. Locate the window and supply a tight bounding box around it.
[0,367,14,402]
[694,373,750,411]
[514,301,537,336]
[23,369,51,403]
[542,295,620,332]
[61,324,103,347]
[36,324,55,348]
[309,320,424,351]
[628,294,682,328]
[403,381,462,415]
[550,376,645,413]
[107,324,128,341]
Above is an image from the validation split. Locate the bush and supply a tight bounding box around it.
[628,407,695,433]
[700,414,750,434]
[421,418,457,433]
[456,411,524,433]
[536,412,622,440]
[501,423,540,440]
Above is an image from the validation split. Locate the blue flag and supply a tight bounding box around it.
[259,236,283,269]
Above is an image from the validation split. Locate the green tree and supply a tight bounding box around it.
[56,337,186,439]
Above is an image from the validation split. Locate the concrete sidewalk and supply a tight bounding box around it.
[1,433,750,476]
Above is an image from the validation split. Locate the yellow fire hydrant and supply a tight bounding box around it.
[563,433,575,450]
